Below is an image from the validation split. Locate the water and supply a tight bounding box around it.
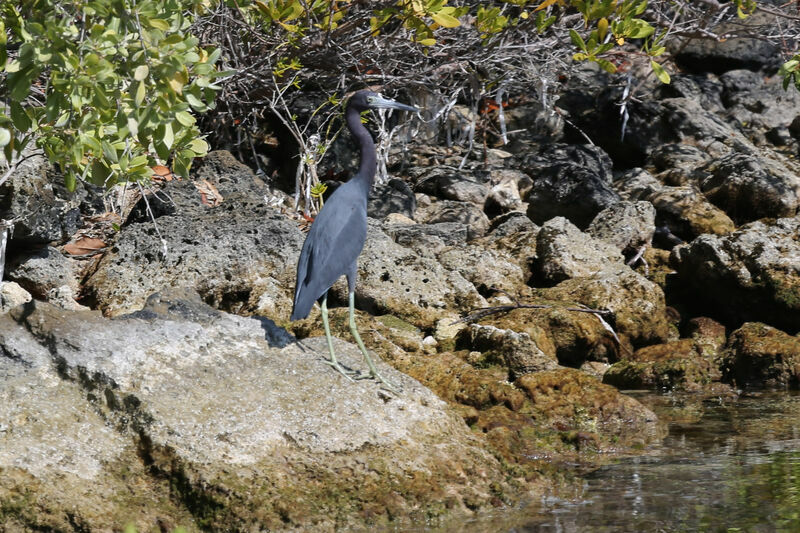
[520,391,800,532]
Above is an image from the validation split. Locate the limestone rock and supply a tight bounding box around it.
[0,293,514,530]
[603,338,723,392]
[458,322,559,378]
[721,322,800,389]
[696,152,800,223]
[617,168,735,242]
[414,199,490,240]
[587,201,656,258]
[535,217,624,284]
[540,265,671,353]
[6,246,80,299]
[0,281,31,313]
[516,369,662,447]
[522,144,620,229]
[368,178,417,220]
[413,166,490,206]
[330,220,485,328]
[671,217,800,332]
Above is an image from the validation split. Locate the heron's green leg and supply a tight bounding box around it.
[348,292,398,392]
[321,294,354,381]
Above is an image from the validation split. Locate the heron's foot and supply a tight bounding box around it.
[355,368,400,394]
[324,359,356,381]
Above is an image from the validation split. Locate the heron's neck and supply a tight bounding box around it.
[346,105,376,191]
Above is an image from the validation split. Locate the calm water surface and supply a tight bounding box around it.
[519,391,800,532]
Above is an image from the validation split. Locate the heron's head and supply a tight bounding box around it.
[349,90,419,114]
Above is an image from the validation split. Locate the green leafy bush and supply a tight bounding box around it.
[0,0,225,190]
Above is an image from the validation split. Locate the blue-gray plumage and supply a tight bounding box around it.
[291,90,418,389]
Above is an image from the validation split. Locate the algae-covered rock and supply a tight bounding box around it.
[603,338,723,392]
[457,322,559,378]
[539,265,671,354]
[721,322,800,389]
[671,217,800,333]
[475,305,614,367]
[516,368,663,450]
[0,292,516,531]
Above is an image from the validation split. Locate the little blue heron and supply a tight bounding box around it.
[290,90,418,389]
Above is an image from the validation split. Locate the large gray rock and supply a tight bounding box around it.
[412,166,490,206]
[368,178,417,219]
[85,204,304,317]
[6,245,79,298]
[383,221,468,257]
[535,217,625,284]
[720,70,800,148]
[695,152,800,223]
[522,144,620,229]
[672,13,782,74]
[0,148,101,245]
[437,243,527,297]
[671,217,800,333]
[0,292,514,530]
[648,143,711,178]
[414,199,490,240]
[616,168,735,241]
[588,201,656,258]
[84,150,305,317]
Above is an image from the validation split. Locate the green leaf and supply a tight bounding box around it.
[184,93,206,110]
[10,102,31,131]
[148,18,170,30]
[8,67,36,101]
[596,58,617,74]
[626,19,654,39]
[163,123,174,149]
[431,12,460,28]
[81,133,103,153]
[129,154,149,168]
[102,140,118,162]
[650,60,671,84]
[175,110,195,126]
[569,29,587,51]
[135,81,146,106]
[0,128,11,147]
[127,117,139,137]
[64,170,77,192]
[188,137,208,155]
[134,64,149,81]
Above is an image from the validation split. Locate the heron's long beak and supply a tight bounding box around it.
[370,94,419,113]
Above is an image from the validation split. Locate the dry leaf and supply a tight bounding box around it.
[152,165,174,182]
[195,179,223,207]
[63,237,106,256]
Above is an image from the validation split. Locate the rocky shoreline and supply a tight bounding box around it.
[3,60,800,530]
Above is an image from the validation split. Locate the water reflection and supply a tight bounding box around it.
[521,391,800,532]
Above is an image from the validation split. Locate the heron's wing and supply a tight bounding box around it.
[291,191,367,320]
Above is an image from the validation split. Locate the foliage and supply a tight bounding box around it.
[2,0,800,198]
[780,53,800,92]
[0,0,225,190]
[195,0,800,213]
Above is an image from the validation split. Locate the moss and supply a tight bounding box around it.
[376,314,420,333]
